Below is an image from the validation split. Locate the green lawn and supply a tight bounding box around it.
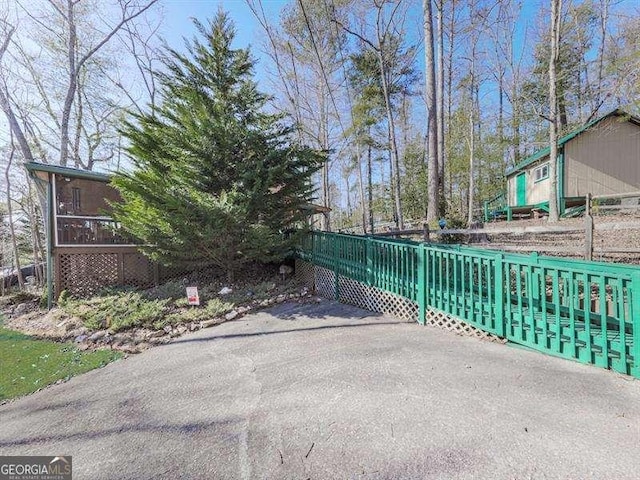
[0,326,122,401]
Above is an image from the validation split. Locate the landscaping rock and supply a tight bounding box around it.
[188,322,198,331]
[120,343,139,354]
[224,310,238,321]
[149,330,165,338]
[74,334,88,343]
[177,325,187,334]
[201,318,219,328]
[163,325,172,334]
[112,333,132,346]
[148,336,169,345]
[218,286,233,295]
[64,321,79,332]
[279,264,293,276]
[89,330,107,342]
[13,303,30,317]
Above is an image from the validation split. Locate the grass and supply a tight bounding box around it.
[0,326,122,402]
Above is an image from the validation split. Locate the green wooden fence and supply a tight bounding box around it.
[298,231,640,378]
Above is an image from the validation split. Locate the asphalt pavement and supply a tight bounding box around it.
[1,300,639,479]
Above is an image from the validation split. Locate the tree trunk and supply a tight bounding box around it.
[548,0,562,223]
[424,0,439,223]
[367,143,374,233]
[376,49,403,230]
[59,0,78,167]
[467,87,475,227]
[436,0,445,211]
[356,144,367,234]
[5,142,25,289]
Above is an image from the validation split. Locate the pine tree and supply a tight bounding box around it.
[111,11,323,280]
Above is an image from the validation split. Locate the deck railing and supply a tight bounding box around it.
[298,231,640,378]
[483,191,507,221]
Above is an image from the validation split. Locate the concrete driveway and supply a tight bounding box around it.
[1,300,639,479]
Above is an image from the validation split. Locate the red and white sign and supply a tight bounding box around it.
[186,286,200,306]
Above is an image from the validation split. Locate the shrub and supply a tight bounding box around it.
[62,292,169,332]
[158,298,233,329]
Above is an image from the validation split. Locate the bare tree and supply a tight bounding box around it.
[332,1,415,230]
[548,0,562,222]
[4,139,24,289]
[435,0,445,210]
[0,19,35,164]
[424,0,439,223]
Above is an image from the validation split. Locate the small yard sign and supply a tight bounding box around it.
[186,286,200,306]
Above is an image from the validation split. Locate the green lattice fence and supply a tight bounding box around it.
[298,231,640,378]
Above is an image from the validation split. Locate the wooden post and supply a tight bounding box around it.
[631,272,640,378]
[585,193,593,261]
[422,223,430,243]
[417,244,426,325]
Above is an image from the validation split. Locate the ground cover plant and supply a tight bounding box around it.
[57,271,297,333]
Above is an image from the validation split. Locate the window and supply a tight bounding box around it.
[534,163,549,182]
[71,187,81,212]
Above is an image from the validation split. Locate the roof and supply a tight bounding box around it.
[506,108,640,177]
[24,162,112,183]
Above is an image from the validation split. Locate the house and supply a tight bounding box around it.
[25,162,158,305]
[25,162,326,304]
[484,109,640,221]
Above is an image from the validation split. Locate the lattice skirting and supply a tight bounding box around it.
[425,309,506,343]
[295,259,315,290]
[55,247,156,297]
[295,259,504,343]
[338,275,418,323]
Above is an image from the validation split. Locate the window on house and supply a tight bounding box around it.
[534,163,549,182]
[71,187,81,212]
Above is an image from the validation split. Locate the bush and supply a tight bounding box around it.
[62,292,169,332]
[0,290,40,308]
[158,298,233,329]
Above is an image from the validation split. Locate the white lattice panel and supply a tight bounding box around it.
[295,259,315,290]
[425,309,506,343]
[314,266,336,299]
[338,276,418,322]
[297,261,504,344]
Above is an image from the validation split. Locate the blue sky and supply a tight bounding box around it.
[159,0,287,82]
[157,0,544,95]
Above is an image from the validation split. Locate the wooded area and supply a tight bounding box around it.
[1,0,639,290]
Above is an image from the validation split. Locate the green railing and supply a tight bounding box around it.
[298,231,640,378]
[483,191,507,221]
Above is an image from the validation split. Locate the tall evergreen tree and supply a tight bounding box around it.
[111,11,323,280]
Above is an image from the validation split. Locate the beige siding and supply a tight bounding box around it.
[526,161,550,204]
[565,116,640,197]
[507,159,551,206]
